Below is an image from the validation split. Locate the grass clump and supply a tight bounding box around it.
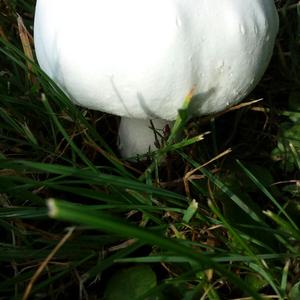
[1,1,300,299]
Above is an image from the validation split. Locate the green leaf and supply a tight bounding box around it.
[104,265,157,300]
[183,199,198,223]
[289,282,300,300]
[271,122,300,171]
[288,91,300,122]
[244,273,268,292]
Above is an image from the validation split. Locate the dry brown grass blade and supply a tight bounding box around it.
[0,25,8,41]
[22,227,75,300]
[200,98,263,125]
[184,148,232,198]
[17,14,36,84]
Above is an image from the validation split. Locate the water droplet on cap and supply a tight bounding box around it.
[176,17,182,28]
[239,25,246,35]
[216,60,225,72]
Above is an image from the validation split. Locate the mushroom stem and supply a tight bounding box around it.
[118,117,171,158]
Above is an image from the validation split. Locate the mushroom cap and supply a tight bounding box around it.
[34,0,278,120]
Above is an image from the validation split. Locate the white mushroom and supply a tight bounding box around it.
[34,0,279,158]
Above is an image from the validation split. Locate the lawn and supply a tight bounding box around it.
[1,1,300,299]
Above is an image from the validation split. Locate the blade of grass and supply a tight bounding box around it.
[0,160,187,203]
[264,210,300,241]
[237,160,298,229]
[115,253,288,264]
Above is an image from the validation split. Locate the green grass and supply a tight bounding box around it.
[1,1,300,299]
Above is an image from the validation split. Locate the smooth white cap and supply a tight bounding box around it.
[34,0,279,121]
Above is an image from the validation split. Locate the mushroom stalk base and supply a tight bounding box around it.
[118,117,171,159]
